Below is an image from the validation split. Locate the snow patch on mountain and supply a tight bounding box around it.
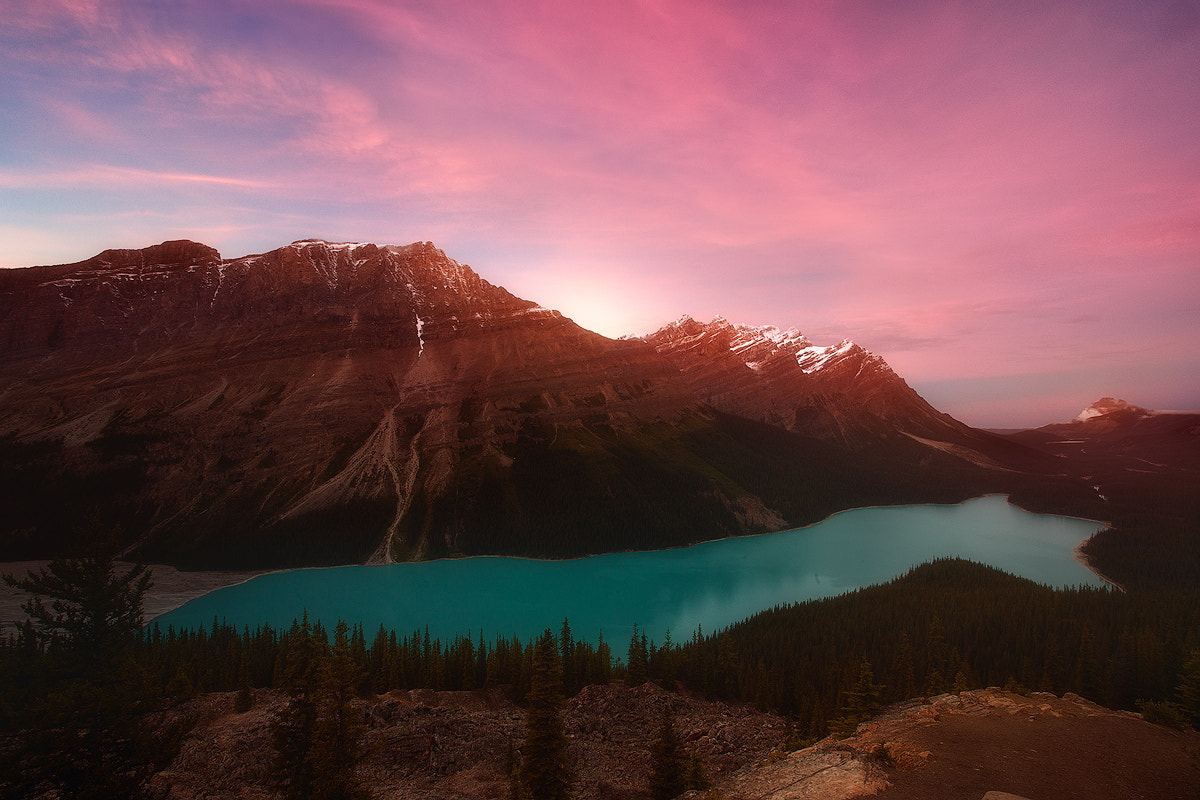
[1073,397,1150,423]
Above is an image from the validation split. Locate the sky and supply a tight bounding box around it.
[2,0,1198,428]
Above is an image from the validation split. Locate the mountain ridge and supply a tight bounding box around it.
[1,238,1055,568]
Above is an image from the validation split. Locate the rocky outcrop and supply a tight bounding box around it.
[152,682,787,800]
[693,688,1200,800]
[149,685,1200,800]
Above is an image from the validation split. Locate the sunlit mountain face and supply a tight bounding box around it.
[0,239,1078,569]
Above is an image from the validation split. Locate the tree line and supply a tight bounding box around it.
[3,536,1198,798]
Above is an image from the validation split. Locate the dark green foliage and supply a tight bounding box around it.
[628,623,649,686]
[0,524,187,800]
[152,497,396,570]
[648,705,685,800]
[0,436,151,560]
[271,616,373,800]
[1135,699,1190,730]
[661,558,1200,736]
[520,628,573,800]
[271,613,326,799]
[3,519,150,675]
[1177,648,1200,726]
[829,658,884,738]
[2,553,1196,792]
[380,409,1018,563]
[310,621,373,800]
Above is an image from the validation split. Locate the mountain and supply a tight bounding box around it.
[1004,397,1200,472]
[1,239,1030,569]
[641,315,1043,469]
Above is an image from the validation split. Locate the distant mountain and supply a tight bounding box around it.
[1,240,1039,569]
[1004,397,1200,472]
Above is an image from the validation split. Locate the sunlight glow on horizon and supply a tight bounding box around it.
[2,0,1198,427]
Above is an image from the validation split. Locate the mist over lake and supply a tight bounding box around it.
[152,495,1104,646]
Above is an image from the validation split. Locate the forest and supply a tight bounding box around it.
[2,539,1199,798]
[2,460,1199,798]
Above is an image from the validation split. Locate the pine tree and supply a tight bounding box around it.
[1177,648,1200,724]
[627,623,648,686]
[309,620,372,800]
[3,522,150,676]
[830,658,884,738]
[648,705,685,800]
[560,618,576,696]
[272,613,325,800]
[0,523,186,800]
[522,628,573,800]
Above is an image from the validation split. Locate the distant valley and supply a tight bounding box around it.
[1,239,1195,570]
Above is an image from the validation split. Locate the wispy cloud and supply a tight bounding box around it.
[2,0,1198,424]
[0,165,273,190]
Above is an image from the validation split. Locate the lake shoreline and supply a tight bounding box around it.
[147,496,1107,643]
[2,494,1108,632]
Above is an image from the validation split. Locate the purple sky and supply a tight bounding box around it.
[2,0,1198,427]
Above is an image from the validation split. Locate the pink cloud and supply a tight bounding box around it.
[4,0,1199,425]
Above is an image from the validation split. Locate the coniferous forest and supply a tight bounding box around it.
[2,471,1199,798]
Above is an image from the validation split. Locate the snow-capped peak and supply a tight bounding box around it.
[1073,397,1149,423]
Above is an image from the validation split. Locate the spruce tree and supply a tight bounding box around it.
[1177,648,1200,725]
[647,705,685,800]
[627,623,648,686]
[831,658,884,738]
[309,621,372,800]
[272,613,325,799]
[560,618,576,696]
[3,522,150,675]
[522,628,573,800]
[1,523,186,800]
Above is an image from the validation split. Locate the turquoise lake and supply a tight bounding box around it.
[151,495,1106,646]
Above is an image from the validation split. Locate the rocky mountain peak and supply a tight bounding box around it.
[641,315,966,450]
[1073,397,1151,424]
[86,239,223,271]
[0,237,706,566]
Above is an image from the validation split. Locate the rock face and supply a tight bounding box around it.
[0,240,708,565]
[642,316,1042,472]
[148,685,1200,799]
[152,682,787,800]
[642,316,962,449]
[0,239,1032,568]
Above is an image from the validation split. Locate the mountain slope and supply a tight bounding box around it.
[642,316,1045,471]
[1,240,1026,569]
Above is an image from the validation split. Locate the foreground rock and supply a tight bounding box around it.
[151,685,1199,800]
[152,682,785,800]
[714,688,1200,800]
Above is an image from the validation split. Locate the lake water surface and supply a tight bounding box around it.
[151,495,1105,646]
